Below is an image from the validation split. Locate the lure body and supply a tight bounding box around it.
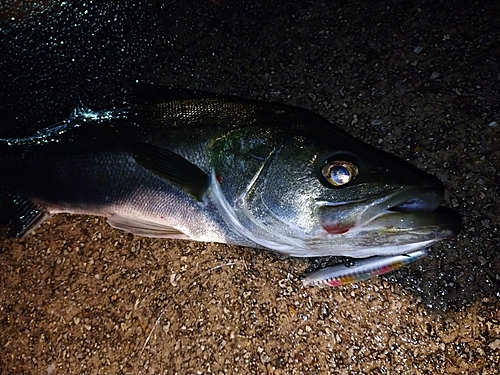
[302,250,428,287]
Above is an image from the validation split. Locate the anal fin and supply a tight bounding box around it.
[0,192,51,239]
[107,214,189,239]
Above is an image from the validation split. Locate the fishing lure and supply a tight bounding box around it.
[302,249,428,287]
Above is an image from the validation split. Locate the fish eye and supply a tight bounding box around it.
[321,161,358,186]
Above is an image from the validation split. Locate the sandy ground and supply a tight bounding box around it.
[1,1,499,374]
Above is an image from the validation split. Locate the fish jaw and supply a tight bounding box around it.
[315,185,444,233]
[306,186,461,258]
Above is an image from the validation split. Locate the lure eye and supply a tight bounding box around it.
[321,161,358,186]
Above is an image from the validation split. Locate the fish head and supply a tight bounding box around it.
[209,109,461,257]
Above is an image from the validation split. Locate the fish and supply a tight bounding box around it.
[0,85,461,285]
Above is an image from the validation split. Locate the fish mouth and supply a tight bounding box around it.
[316,185,461,238]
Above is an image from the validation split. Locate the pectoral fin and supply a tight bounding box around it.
[131,142,209,201]
[107,214,189,239]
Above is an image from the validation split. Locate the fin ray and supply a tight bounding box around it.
[0,193,51,239]
[107,214,189,239]
[131,142,209,201]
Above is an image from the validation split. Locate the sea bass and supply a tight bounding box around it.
[0,86,461,285]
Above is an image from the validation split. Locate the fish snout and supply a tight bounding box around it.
[388,183,444,213]
[315,183,453,235]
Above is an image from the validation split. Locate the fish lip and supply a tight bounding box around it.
[361,205,462,238]
[316,185,460,236]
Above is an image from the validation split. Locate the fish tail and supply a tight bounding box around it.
[0,191,50,239]
[0,139,50,239]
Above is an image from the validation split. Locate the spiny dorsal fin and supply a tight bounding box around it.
[130,142,209,201]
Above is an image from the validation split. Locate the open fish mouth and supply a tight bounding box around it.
[315,185,461,238]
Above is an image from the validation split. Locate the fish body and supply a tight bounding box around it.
[0,87,461,282]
